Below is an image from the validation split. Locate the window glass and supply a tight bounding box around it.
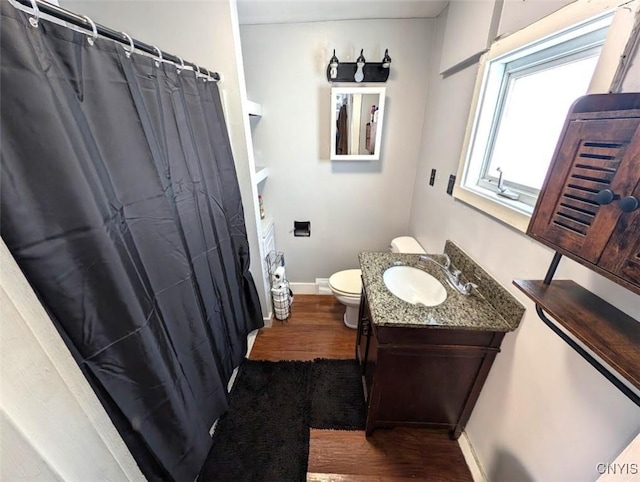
[486,53,600,189]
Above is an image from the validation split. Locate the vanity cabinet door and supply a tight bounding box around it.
[528,116,640,263]
[356,289,370,368]
[356,291,377,402]
[528,93,640,294]
[598,179,640,286]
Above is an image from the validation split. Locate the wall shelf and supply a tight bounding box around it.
[247,100,262,117]
[254,165,269,184]
[513,279,640,395]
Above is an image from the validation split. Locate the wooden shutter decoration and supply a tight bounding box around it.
[551,139,625,236]
[529,116,640,263]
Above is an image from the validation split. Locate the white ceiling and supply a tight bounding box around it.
[236,0,449,25]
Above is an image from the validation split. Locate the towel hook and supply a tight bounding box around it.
[27,0,39,28]
[121,32,134,58]
[151,45,163,67]
[81,15,98,46]
[175,55,185,74]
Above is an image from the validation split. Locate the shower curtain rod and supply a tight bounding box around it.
[10,0,221,81]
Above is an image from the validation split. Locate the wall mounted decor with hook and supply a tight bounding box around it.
[326,49,391,83]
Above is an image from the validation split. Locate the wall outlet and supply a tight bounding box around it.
[447,175,456,195]
[429,169,436,186]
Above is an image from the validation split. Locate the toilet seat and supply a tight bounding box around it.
[329,269,362,297]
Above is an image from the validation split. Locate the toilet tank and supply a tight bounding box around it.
[389,236,426,254]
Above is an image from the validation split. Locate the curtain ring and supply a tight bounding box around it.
[202,67,211,82]
[175,56,185,74]
[81,15,98,46]
[27,0,39,28]
[152,45,163,67]
[194,64,201,79]
[121,32,134,58]
[29,0,40,28]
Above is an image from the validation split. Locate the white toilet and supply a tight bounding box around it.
[328,236,426,329]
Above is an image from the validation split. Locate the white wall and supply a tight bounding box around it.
[62,0,270,315]
[498,0,573,37]
[240,19,434,282]
[440,0,573,74]
[439,0,502,73]
[410,5,640,481]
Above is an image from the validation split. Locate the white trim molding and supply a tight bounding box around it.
[289,281,333,295]
[458,432,488,482]
[290,282,318,295]
[316,278,331,295]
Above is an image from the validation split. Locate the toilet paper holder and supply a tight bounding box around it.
[294,221,310,237]
[266,250,285,282]
[265,250,293,321]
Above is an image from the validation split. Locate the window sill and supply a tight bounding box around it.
[453,183,532,233]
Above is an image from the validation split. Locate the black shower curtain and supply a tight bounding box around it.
[1,4,263,480]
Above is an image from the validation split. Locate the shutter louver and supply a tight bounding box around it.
[529,115,640,263]
[551,140,626,236]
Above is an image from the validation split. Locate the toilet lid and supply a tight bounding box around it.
[329,269,362,295]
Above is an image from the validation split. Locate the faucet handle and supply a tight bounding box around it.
[462,282,478,295]
[442,254,451,269]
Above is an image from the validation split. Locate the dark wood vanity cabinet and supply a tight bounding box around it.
[356,290,505,439]
[356,294,376,403]
[528,93,640,294]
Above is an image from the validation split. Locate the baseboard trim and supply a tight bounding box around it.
[246,329,258,357]
[212,331,261,436]
[289,282,317,294]
[315,278,331,295]
[290,281,332,295]
[458,431,487,482]
[227,330,259,393]
[262,315,273,328]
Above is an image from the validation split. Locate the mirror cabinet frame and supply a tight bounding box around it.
[330,87,386,161]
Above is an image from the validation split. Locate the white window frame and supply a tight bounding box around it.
[454,0,640,233]
[477,26,608,206]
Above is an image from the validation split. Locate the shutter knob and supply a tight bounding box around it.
[619,196,639,213]
[595,189,620,205]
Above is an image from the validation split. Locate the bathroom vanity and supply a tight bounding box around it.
[356,242,524,438]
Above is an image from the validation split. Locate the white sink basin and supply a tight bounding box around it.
[383,266,447,307]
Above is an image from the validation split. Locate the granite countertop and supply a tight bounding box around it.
[359,241,525,332]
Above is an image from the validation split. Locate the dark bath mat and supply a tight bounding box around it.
[308,359,366,430]
[199,360,311,482]
[199,358,366,482]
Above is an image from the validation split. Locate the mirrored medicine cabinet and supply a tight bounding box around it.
[330,87,386,161]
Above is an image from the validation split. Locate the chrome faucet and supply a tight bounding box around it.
[419,254,478,296]
[419,253,451,270]
[420,254,460,277]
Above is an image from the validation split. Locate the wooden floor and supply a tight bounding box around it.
[249,295,474,482]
